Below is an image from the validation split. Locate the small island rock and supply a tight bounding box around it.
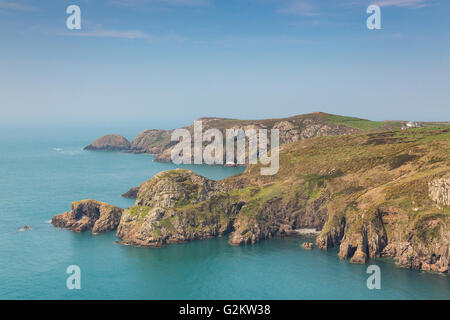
[52,200,123,234]
[84,134,131,151]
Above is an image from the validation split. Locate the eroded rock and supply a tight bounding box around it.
[52,200,123,234]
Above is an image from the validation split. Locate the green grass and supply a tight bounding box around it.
[326,114,385,130]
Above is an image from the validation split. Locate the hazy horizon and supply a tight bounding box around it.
[1,0,449,124]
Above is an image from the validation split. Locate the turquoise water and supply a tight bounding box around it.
[0,126,448,300]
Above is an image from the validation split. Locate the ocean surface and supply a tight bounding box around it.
[0,125,448,300]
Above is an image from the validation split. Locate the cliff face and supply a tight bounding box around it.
[52,200,123,234]
[113,126,449,273]
[130,129,174,154]
[153,113,364,163]
[84,134,130,151]
[428,175,450,208]
[116,169,237,246]
[85,113,388,161]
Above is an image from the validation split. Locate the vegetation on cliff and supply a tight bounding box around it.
[85,112,395,160]
[114,126,449,272]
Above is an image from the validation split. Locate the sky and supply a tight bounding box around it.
[0,0,449,128]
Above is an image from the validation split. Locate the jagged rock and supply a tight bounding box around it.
[52,200,123,234]
[116,169,235,247]
[273,121,300,144]
[122,187,139,199]
[98,113,364,166]
[130,129,173,154]
[302,242,313,250]
[382,216,449,273]
[429,175,450,208]
[316,217,346,249]
[135,169,221,208]
[84,134,130,151]
[113,126,449,275]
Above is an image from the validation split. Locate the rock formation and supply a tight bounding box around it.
[302,242,313,250]
[52,200,123,234]
[112,127,449,273]
[116,169,236,247]
[428,175,450,208]
[84,134,130,151]
[122,187,139,199]
[86,113,377,163]
[76,117,450,274]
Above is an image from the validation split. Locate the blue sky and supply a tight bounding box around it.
[0,0,449,127]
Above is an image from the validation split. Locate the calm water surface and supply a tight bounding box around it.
[0,126,448,299]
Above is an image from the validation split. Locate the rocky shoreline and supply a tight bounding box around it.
[52,118,449,274]
[83,113,374,163]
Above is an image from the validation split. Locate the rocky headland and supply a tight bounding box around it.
[84,113,401,163]
[84,134,131,151]
[56,115,449,273]
[51,200,123,234]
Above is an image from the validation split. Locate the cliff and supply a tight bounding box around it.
[115,126,449,273]
[85,113,399,161]
[52,200,123,234]
[84,134,130,151]
[116,169,236,246]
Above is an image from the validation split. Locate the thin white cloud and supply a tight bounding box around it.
[0,0,37,11]
[345,0,433,8]
[374,0,430,8]
[276,0,320,16]
[208,34,311,47]
[108,0,210,8]
[59,29,189,42]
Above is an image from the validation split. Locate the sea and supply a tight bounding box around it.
[0,123,448,300]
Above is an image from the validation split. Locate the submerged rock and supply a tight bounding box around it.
[52,200,123,234]
[84,134,131,151]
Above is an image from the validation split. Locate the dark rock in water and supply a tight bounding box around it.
[302,242,313,250]
[84,134,130,151]
[20,226,31,231]
[122,187,139,199]
[51,200,123,234]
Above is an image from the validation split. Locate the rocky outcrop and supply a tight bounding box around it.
[382,214,449,273]
[135,169,222,208]
[130,129,173,154]
[89,113,367,164]
[273,121,300,144]
[302,242,313,250]
[429,175,450,208]
[336,209,388,264]
[122,187,139,199]
[52,200,123,234]
[316,216,346,249]
[81,125,450,274]
[116,169,236,247]
[84,134,130,151]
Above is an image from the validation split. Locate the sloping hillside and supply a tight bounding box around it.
[112,126,449,272]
